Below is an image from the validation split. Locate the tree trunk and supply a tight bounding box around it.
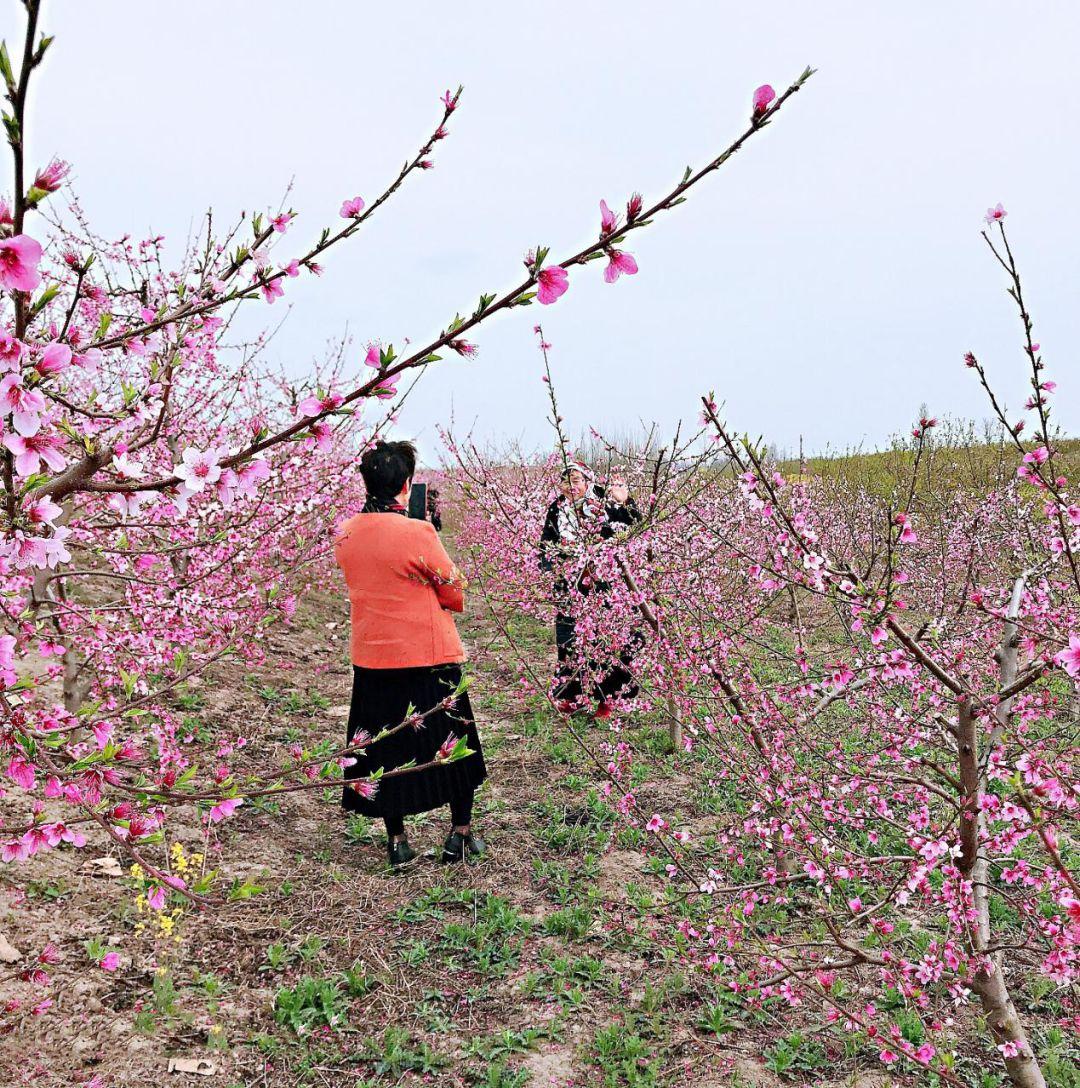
[956,699,1045,1088]
[666,694,682,750]
[28,500,89,714]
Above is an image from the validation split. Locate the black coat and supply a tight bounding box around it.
[538,488,641,594]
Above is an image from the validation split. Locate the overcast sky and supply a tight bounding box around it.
[13,1,1080,462]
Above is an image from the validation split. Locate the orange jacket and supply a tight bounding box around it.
[334,512,466,669]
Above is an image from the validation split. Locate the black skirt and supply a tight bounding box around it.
[341,663,487,819]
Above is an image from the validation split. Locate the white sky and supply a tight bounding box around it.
[13,0,1080,462]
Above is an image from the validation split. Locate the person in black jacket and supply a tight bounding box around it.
[539,461,642,719]
[426,487,443,531]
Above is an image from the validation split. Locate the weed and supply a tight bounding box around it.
[273,974,348,1034]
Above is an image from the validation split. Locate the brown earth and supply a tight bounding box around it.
[0,572,924,1088]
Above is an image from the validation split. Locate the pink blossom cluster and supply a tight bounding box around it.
[447,216,1079,1084]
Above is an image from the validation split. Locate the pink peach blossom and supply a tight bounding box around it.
[33,158,69,193]
[0,374,46,434]
[0,234,43,292]
[174,446,224,493]
[209,797,242,823]
[536,265,569,305]
[7,754,35,790]
[603,249,638,284]
[298,392,343,417]
[35,342,72,376]
[260,276,284,304]
[1055,634,1080,678]
[0,330,24,371]
[3,432,66,475]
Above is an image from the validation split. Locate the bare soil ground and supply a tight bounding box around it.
[0,558,1012,1088]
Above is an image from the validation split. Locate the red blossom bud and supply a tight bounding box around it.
[752,84,776,117]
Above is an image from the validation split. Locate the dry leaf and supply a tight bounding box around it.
[0,933,22,963]
[167,1057,216,1076]
[85,856,123,878]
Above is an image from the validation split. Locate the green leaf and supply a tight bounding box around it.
[448,737,474,762]
[21,470,51,490]
[0,42,14,91]
[473,292,496,317]
[83,937,108,962]
[228,878,266,902]
[29,282,59,317]
[2,111,20,144]
[192,871,217,896]
[13,730,36,757]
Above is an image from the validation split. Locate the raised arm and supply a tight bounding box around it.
[413,525,466,612]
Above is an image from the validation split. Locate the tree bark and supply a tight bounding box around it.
[956,696,1045,1088]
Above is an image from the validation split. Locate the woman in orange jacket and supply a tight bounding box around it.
[334,440,486,866]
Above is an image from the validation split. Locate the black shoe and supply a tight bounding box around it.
[441,830,486,864]
[387,838,418,867]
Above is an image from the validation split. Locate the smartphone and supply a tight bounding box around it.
[408,481,428,520]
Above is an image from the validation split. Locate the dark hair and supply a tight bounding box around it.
[360,440,417,501]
